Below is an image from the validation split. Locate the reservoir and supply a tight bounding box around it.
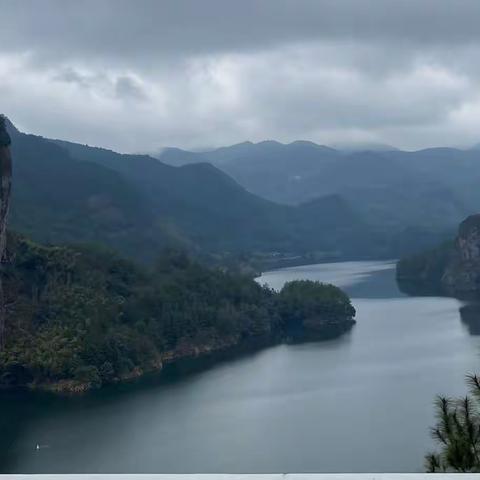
[1,260,479,473]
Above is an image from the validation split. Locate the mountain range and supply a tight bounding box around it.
[6,121,393,263]
[155,140,480,237]
[7,119,474,264]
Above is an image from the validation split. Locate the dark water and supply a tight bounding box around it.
[2,260,480,473]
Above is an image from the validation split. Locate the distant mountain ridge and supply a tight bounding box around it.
[4,118,462,263]
[2,120,401,263]
[154,139,480,238]
[52,137,382,259]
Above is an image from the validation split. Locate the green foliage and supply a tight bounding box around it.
[9,130,181,263]
[278,280,355,335]
[0,235,355,390]
[427,375,480,472]
[396,240,454,294]
[73,365,101,389]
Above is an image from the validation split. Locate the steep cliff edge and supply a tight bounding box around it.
[0,116,12,350]
[396,214,480,297]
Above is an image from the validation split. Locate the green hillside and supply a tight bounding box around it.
[0,234,355,392]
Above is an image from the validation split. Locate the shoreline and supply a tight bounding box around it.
[17,320,355,395]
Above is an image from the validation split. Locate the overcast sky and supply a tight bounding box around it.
[2,0,480,152]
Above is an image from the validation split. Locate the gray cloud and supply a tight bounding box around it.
[115,76,147,101]
[53,67,93,88]
[1,0,480,151]
[3,0,480,61]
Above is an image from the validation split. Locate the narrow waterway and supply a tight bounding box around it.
[1,260,479,473]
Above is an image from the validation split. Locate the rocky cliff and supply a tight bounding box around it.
[0,115,12,349]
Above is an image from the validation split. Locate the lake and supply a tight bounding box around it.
[2,260,480,473]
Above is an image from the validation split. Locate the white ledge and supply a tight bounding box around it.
[0,475,476,479]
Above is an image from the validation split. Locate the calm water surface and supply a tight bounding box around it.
[2,260,480,473]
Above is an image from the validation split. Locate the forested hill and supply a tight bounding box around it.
[0,234,355,392]
[156,140,476,248]
[10,125,161,261]
[53,137,372,257]
[0,120,359,394]
[4,122,396,262]
[396,214,480,298]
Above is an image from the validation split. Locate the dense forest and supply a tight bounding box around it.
[0,233,355,392]
[0,117,358,394]
[397,214,480,298]
[396,241,454,295]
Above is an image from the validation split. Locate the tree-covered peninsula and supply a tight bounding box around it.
[0,234,355,393]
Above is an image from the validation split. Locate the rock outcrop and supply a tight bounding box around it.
[0,116,12,258]
[0,116,12,349]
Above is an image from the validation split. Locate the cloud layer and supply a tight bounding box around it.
[2,0,480,151]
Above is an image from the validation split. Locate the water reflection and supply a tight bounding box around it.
[395,278,444,298]
[2,260,480,473]
[394,268,480,338]
[460,303,480,336]
[259,260,402,299]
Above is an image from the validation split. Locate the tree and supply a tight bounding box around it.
[279,280,355,325]
[426,374,480,472]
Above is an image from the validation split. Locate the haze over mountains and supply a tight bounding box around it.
[5,121,386,263]
[6,119,475,264]
[156,140,480,236]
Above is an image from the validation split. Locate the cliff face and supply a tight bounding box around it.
[442,215,480,295]
[0,116,12,349]
[0,118,12,258]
